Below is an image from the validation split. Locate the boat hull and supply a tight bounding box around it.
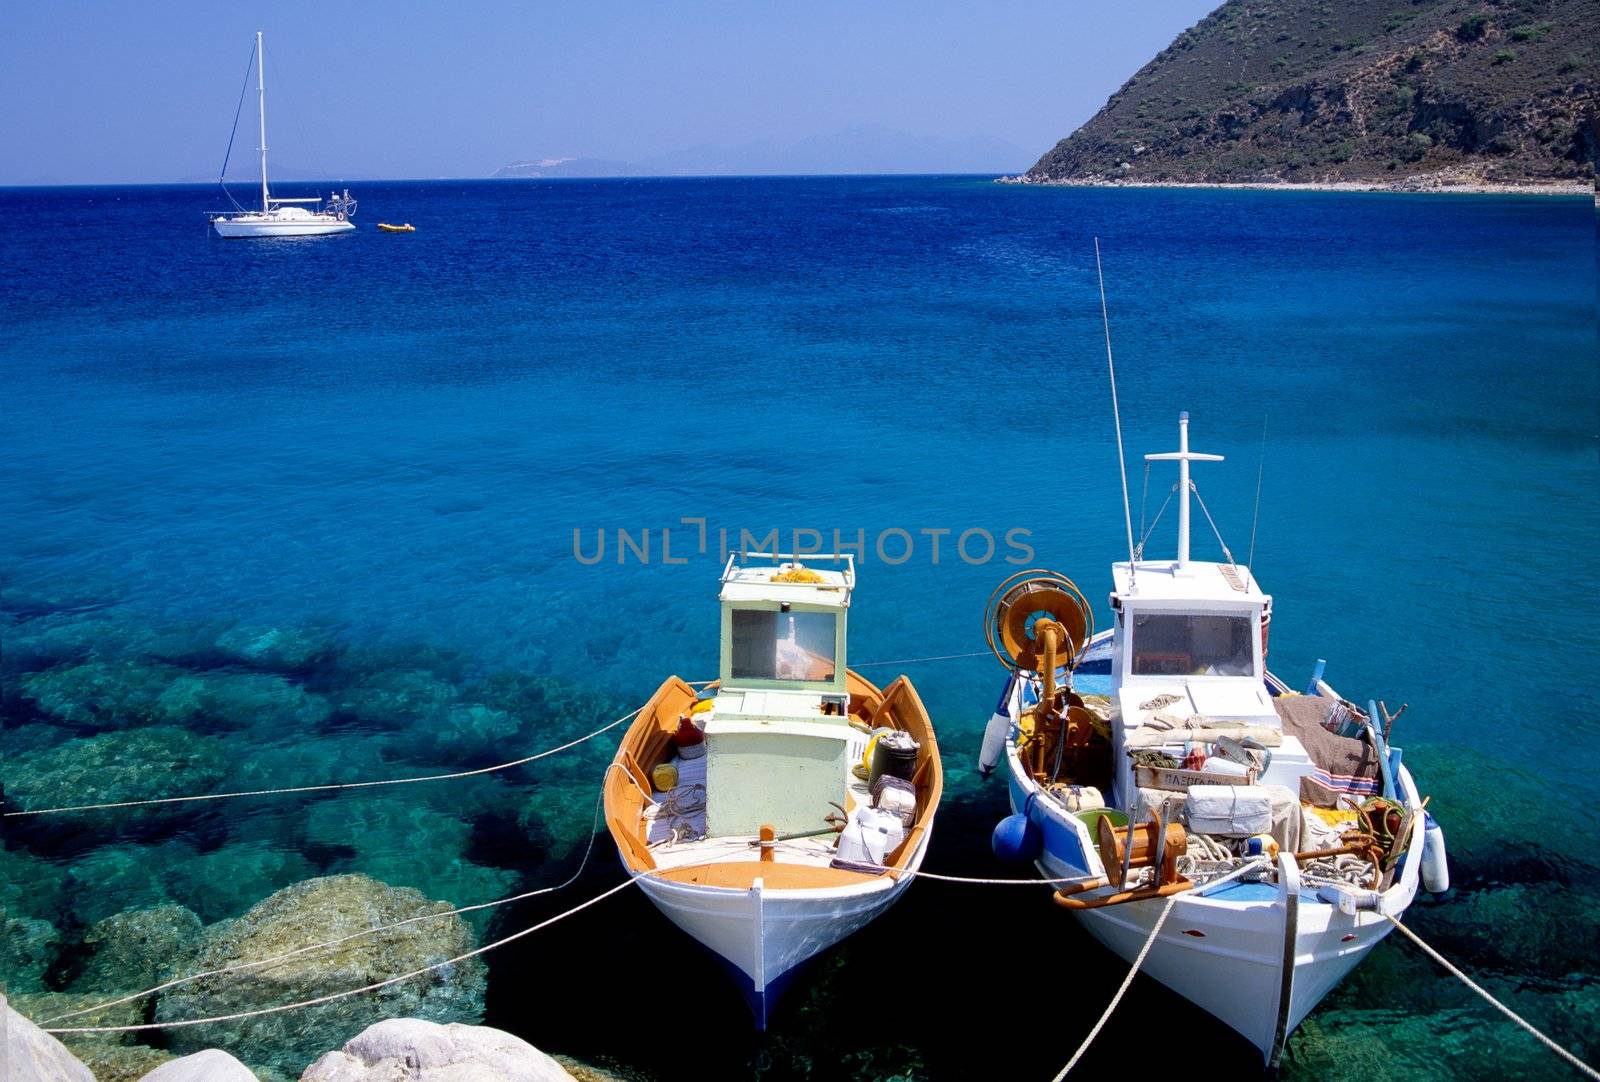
[1007,721,1422,1063]
[213,218,355,238]
[628,834,927,1028]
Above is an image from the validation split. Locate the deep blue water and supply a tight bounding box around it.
[1,177,1596,1079]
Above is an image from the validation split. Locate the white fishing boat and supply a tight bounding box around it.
[210,32,356,238]
[978,412,1448,1065]
[603,551,942,1027]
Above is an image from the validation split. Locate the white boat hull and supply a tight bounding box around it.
[213,217,355,238]
[627,835,929,1027]
[1008,727,1422,1062]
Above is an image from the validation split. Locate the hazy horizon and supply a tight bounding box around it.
[1,1,1218,186]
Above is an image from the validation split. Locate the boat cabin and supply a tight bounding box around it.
[705,553,858,837]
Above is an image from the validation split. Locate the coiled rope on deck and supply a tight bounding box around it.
[1384,915,1600,1080]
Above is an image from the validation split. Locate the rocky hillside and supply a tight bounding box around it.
[1024,0,1597,186]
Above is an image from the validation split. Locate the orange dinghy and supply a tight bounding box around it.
[602,551,942,1028]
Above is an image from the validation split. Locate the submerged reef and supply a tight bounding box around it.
[0,602,611,1074]
[155,874,486,1073]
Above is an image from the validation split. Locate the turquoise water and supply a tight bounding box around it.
[1,177,1596,1078]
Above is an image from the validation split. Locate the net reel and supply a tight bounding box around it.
[983,569,1095,675]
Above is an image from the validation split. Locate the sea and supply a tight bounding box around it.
[1,176,1596,1080]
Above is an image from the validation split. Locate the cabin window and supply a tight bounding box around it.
[730,609,838,683]
[1130,613,1254,677]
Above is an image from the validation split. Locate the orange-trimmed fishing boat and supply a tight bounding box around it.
[603,551,942,1027]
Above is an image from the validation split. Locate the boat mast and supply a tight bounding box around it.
[255,31,269,214]
[1145,412,1223,568]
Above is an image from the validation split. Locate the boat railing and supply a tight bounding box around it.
[722,549,856,587]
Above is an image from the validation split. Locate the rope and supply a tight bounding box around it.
[1053,892,1182,1079]
[851,650,991,669]
[1094,237,1139,576]
[217,40,256,212]
[42,781,612,1026]
[1385,916,1600,1080]
[902,869,1102,886]
[44,877,638,1035]
[1135,483,1178,559]
[1190,485,1237,568]
[3,707,642,818]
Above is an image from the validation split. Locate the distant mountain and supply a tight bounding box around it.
[493,125,1029,179]
[490,157,646,178]
[1021,0,1597,187]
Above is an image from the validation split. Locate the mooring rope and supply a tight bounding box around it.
[2,706,646,818]
[43,877,639,1035]
[42,781,612,1026]
[851,650,992,669]
[1384,915,1600,1080]
[1053,891,1182,1079]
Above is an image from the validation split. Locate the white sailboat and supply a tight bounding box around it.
[603,552,942,1027]
[978,413,1448,1064]
[210,32,356,238]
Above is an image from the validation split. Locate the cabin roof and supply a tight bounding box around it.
[719,554,853,609]
[1112,560,1269,606]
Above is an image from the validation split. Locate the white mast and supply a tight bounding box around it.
[1145,412,1223,567]
[256,31,269,214]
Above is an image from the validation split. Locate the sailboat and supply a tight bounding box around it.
[603,551,942,1027]
[210,32,356,238]
[978,413,1449,1064]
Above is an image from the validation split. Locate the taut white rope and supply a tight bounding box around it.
[43,783,612,1026]
[44,877,639,1035]
[3,707,644,818]
[1385,915,1600,1080]
[1053,892,1182,1079]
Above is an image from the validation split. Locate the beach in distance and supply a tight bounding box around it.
[2,175,1597,1079]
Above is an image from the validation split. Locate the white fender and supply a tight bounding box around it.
[1421,813,1449,893]
[977,674,1018,778]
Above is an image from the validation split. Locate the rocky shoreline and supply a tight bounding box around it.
[6,1003,616,1082]
[996,173,1593,196]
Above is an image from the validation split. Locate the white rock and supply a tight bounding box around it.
[2,997,96,1082]
[300,1018,576,1082]
[138,1048,260,1082]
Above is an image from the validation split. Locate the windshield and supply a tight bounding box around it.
[1130,612,1255,677]
[730,608,838,683]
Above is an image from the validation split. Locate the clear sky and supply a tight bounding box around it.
[0,1,1219,184]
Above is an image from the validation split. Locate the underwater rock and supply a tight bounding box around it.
[18,660,185,731]
[76,1044,178,1082]
[155,672,331,732]
[395,702,522,765]
[65,842,195,925]
[517,778,604,864]
[0,846,72,926]
[1,909,61,993]
[2,997,97,1082]
[305,796,516,930]
[300,1018,575,1082]
[6,728,227,829]
[163,844,319,925]
[155,874,485,1073]
[137,1048,260,1082]
[334,670,457,730]
[75,905,203,993]
[213,625,339,674]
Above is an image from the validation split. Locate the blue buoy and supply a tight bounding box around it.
[992,812,1042,863]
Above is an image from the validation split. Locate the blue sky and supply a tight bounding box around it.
[1,1,1219,184]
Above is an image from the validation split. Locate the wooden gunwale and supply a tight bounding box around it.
[603,668,942,885]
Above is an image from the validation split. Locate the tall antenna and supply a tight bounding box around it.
[1095,238,1137,577]
[1247,413,1268,572]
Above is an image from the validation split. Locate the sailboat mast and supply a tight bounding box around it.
[256,31,269,214]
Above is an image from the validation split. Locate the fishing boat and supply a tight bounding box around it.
[210,32,356,238]
[978,412,1449,1065]
[603,551,942,1027]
